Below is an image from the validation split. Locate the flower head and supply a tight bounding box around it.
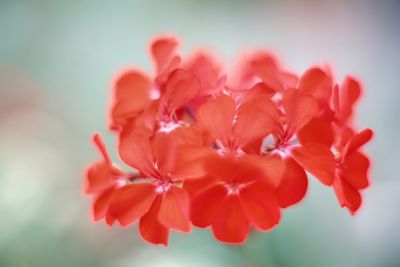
[83,36,373,245]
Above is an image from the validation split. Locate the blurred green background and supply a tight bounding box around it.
[0,0,398,266]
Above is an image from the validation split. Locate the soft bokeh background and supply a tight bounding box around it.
[0,0,398,266]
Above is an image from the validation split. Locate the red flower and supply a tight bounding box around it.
[265,89,336,208]
[108,130,200,245]
[187,154,282,244]
[83,36,373,246]
[196,93,279,155]
[109,36,181,131]
[333,128,373,214]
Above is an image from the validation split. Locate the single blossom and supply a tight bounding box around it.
[333,128,373,214]
[108,130,204,245]
[186,154,282,244]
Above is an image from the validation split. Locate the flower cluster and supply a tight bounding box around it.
[84,36,373,245]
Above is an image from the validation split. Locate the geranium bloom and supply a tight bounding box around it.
[83,36,373,246]
[270,87,336,207]
[108,130,206,245]
[109,37,181,131]
[187,154,282,244]
[110,37,223,136]
[333,128,373,214]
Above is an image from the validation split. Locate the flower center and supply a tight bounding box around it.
[225,182,245,195]
[115,179,128,187]
[159,120,181,133]
[154,179,172,193]
[215,140,244,157]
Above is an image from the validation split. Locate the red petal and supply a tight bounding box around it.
[152,132,176,175]
[290,143,335,185]
[241,137,263,154]
[190,182,226,228]
[212,196,250,244]
[139,195,169,246]
[172,145,212,181]
[273,157,308,208]
[161,69,200,115]
[196,94,235,146]
[203,154,267,184]
[334,126,354,153]
[109,184,157,227]
[172,124,213,147]
[118,130,157,178]
[84,162,114,194]
[92,187,115,221]
[243,82,275,100]
[183,175,216,197]
[282,89,319,132]
[244,154,285,188]
[298,67,332,102]
[250,52,296,91]
[183,51,221,95]
[333,177,361,214]
[85,134,123,194]
[151,36,179,75]
[297,116,334,147]
[343,128,373,157]
[340,151,370,189]
[110,70,151,129]
[158,186,191,232]
[337,76,361,122]
[240,182,281,231]
[233,95,279,147]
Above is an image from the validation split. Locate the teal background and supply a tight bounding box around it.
[0,1,398,266]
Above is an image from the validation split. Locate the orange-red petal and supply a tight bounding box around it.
[110,70,151,129]
[152,132,176,175]
[337,76,361,122]
[250,52,297,92]
[290,143,335,185]
[273,156,308,208]
[298,67,332,102]
[282,89,319,132]
[240,182,281,231]
[233,95,279,147]
[84,162,114,194]
[243,154,285,188]
[158,186,191,232]
[333,177,361,214]
[196,94,235,146]
[340,151,370,189]
[343,128,373,157]
[190,182,226,228]
[162,69,200,115]
[203,153,267,184]
[212,196,250,244]
[139,195,169,246]
[183,51,222,95]
[297,116,334,147]
[109,183,157,227]
[92,187,115,221]
[151,36,180,75]
[118,130,157,178]
[172,145,212,181]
